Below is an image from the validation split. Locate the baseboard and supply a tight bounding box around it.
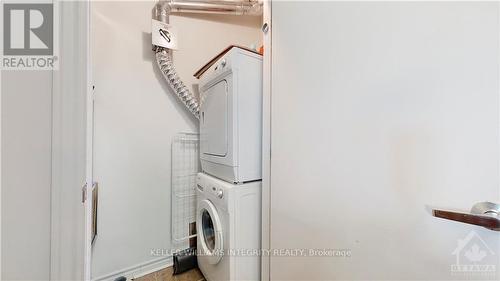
[92,256,173,281]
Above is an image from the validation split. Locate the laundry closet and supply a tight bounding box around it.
[88,1,266,281]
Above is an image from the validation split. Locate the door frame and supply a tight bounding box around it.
[84,0,93,279]
[261,0,272,281]
[50,1,90,280]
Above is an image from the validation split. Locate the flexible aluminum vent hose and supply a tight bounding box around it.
[154,1,200,119]
[156,48,200,119]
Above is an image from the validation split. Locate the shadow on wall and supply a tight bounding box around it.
[141,13,261,62]
[174,13,262,28]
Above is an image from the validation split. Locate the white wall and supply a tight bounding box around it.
[90,1,261,278]
[1,70,53,281]
[269,2,499,280]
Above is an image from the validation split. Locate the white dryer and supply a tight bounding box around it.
[199,46,263,183]
[196,172,261,281]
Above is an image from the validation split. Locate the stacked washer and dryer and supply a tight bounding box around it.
[195,46,263,281]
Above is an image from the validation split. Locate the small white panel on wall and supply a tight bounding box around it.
[152,19,178,49]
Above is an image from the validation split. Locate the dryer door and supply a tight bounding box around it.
[197,199,224,264]
[200,79,228,157]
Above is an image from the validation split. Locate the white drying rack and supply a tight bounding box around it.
[171,132,200,245]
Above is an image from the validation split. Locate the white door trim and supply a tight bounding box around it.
[50,1,88,280]
[84,0,93,279]
[261,1,272,281]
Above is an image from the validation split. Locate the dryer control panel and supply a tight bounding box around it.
[211,57,231,77]
[200,54,232,85]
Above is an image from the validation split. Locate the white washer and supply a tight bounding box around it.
[199,47,263,183]
[196,172,261,281]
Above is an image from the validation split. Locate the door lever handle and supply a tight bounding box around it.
[432,202,500,231]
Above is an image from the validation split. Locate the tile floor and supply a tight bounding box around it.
[133,267,205,281]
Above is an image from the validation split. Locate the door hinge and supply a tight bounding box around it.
[82,183,87,203]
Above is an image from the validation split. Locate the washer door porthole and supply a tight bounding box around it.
[201,209,216,251]
[197,199,223,265]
